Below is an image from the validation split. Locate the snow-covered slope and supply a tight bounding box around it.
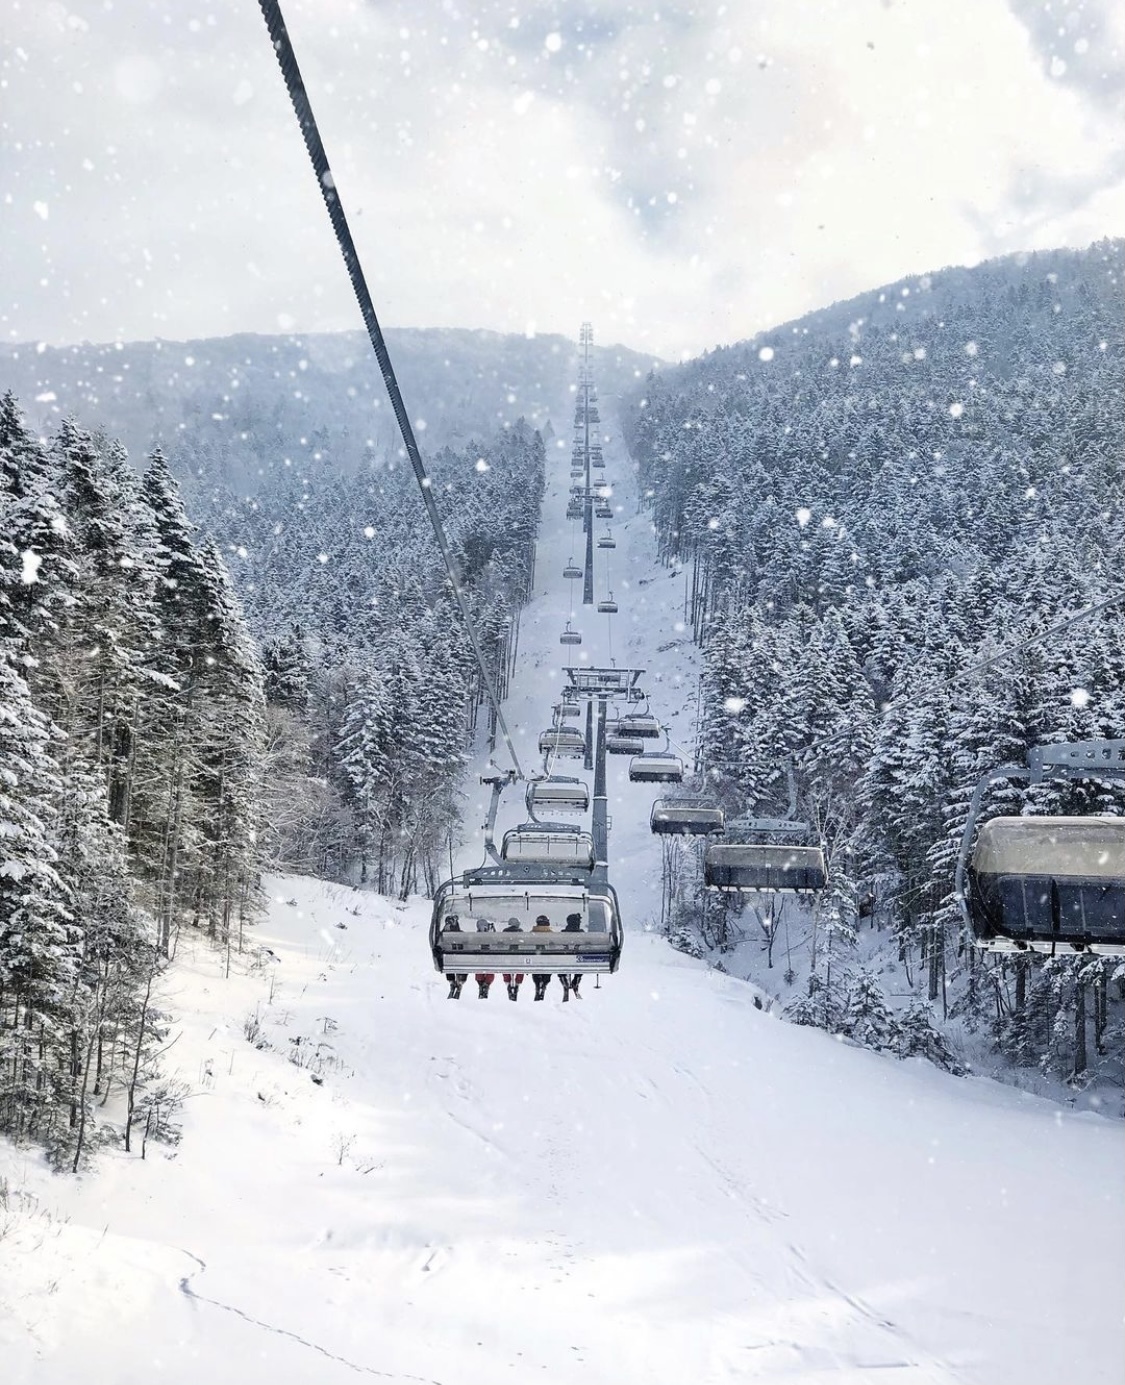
[3,872,1121,1385]
[3,390,1122,1385]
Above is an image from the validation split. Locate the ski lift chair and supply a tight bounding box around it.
[704,840,827,892]
[538,726,585,757]
[430,878,622,974]
[527,776,590,815]
[618,712,661,739]
[563,561,583,579]
[597,595,619,615]
[628,753,684,784]
[501,824,595,869]
[606,732,645,756]
[560,622,583,647]
[595,503,613,519]
[956,740,1125,955]
[649,798,726,836]
[597,531,616,550]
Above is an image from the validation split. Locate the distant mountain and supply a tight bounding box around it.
[678,239,1123,382]
[0,327,661,495]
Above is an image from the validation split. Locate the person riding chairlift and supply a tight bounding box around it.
[475,917,495,998]
[560,912,584,1001]
[502,917,524,1000]
[531,915,553,1001]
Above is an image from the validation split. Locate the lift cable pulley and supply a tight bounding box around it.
[258,0,523,778]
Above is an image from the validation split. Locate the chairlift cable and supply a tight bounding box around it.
[258,0,523,778]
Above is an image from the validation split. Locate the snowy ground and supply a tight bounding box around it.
[2,386,1123,1384]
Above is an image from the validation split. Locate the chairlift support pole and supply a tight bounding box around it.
[481,770,516,865]
[582,323,595,607]
[592,697,610,871]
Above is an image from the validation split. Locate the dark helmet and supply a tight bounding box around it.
[535,914,550,925]
[564,912,582,931]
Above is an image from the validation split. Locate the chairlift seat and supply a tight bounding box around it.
[607,733,645,755]
[560,627,583,646]
[968,816,1125,954]
[595,504,613,519]
[650,799,726,836]
[598,599,618,614]
[563,564,583,579]
[704,843,827,893]
[527,778,590,814]
[597,533,616,549]
[618,714,661,739]
[629,754,684,784]
[501,826,595,868]
[539,727,585,756]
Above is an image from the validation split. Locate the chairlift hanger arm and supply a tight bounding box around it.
[258,0,522,779]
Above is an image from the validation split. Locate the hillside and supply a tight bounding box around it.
[622,239,1125,1089]
[3,400,1121,1381]
[0,327,661,499]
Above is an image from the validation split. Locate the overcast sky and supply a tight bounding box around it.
[4,0,1124,360]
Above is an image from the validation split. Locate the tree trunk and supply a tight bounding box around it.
[1073,976,1087,1080]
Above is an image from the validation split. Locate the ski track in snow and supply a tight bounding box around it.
[1,375,1123,1385]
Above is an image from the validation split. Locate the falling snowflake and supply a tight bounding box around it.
[758,346,774,362]
[1070,688,1090,709]
[723,696,747,714]
[795,507,812,527]
[949,402,964,418]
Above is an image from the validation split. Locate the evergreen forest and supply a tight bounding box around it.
[625,240,1125,1087]
[0,392,544,1162]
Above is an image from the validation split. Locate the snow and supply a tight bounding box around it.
[3,382,1123,1384]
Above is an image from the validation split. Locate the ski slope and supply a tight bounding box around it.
[3,383,1123,1385]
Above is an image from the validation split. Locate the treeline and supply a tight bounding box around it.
[625,241,1125,1085]
[0,393,264,1164]
[201,420,546,896]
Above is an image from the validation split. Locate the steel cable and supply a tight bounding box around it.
[258,0,523,777]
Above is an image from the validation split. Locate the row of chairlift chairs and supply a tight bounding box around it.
[540,703,687,785]
[430,442,629,985]
[648,738,1125,956]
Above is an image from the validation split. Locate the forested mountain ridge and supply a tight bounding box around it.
[0,327,658,500]
[625,239,1125,1088]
